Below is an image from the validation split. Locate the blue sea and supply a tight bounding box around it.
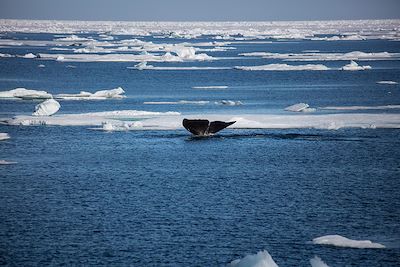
[1,27,400,266]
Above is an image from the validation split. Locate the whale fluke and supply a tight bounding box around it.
[183,119,235,136]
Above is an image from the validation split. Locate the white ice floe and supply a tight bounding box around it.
[0,133,10,140]
[0,160,17,165]
[217,100,243,106]
[33,99,60,116]
[312,235,385,249]
[235,64,330,71]
[377,81,398,85]
[341,61,371,71]
[240,51,400,61]
[228,250,279,267]
[55,87,125,100]
[0,53,14,58]
[21,53,36,58]
[129,65,230,71]
[310,256,330,267]
[285,103,316,112]
[0,88,52,99]
[38,64,45,68]
[5,112,400,130]
[55,34,92,42]
[321,104,400,110]
[192,86,228,89]
[143,100,209,105]
[6,110,181,127]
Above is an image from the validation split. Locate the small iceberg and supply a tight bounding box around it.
[0,88,53,100]
[22,53,37,59]
[341,61,371,71]
[285,103,316,112]
[33,99,60,116]
[0,133,10,141]
[310,256,330,267]
[0,160,17,165]
[228,250,279,267]
[312,235,385,249]
[133,61,153,70]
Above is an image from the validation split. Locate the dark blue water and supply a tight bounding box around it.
[1,33,400,266]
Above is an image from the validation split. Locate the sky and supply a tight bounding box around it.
[0,0,399,21]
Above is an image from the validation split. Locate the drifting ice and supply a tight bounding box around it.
[33,99,60,116]
[0,88,52,99]
[235,63,330,71]
[228,250,279,267]
[0,133,10,141]
[310,256,330,267]
[285,103,316,112]
[341,61,371,71]
[55,87,125,100]
[312,235,385,248]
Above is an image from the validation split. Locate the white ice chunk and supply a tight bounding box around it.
[228,250,279,267]
[0,88,52,99]
[0,133,10,141]
[312,235,385,249]
[56,34,92,41]
[0,160,17,165]
[32,99,60,116]
[38,64,46,68]
[285,103,316,112]
[236,64,329,71]
[341,61,371,71]
[377,81,398,85]
[310,256,330,267]
[92,87,125,98]
[55,87,125,100]
[22,53,36,58]
[56,55,65,61]
[0,53,14,58]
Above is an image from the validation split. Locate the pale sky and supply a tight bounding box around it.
[0,0,399,21]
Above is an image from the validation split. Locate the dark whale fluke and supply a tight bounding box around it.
[182,119,236,136]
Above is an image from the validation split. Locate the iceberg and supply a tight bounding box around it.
[235,64,330,71]
[377,81,398,85]
[33,99,60,116]
[0,88,52,99]
[310,256,330,267]
[0,133,10,141]
[55,87,125,100]
[285,103,316,112]
[312,235,385,249]
[341,61,371,71]
[21,53,36,58]
[228,250,279,267]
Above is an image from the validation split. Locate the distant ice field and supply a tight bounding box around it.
[0,20,399,266]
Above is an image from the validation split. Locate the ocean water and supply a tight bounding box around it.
[1,26,400,266]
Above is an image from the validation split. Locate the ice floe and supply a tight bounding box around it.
[312,235,385,249]
[0,160,17,165]
[285,103,316,112]
[235,63,330,71]
[217,100,243,106]
[143,100,209,105]
[0,133,10,141]
[310,256,330,267]
[192,86,228,89]
[55,87,125,100]
[0,88,52,99]
[129,65,230,71]
[32,99,60,116]
[240,51,400,61]
[21,53,36,59]
[341,61,371,71]
[228,250,278,267]
[56,34,92,42]
[377,81,398,85]
[6,112,399,130]
[101,121,143,131]
[0,53,14,58]
[321,105,400,110]
[38,64,45,68]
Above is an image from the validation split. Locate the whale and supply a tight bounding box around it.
[182,119,236,136]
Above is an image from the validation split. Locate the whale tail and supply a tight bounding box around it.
[183,119,235,136]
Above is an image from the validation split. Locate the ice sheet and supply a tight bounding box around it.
[228,250,279,267]
[312,235,385,248]
[235,64,330,71]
